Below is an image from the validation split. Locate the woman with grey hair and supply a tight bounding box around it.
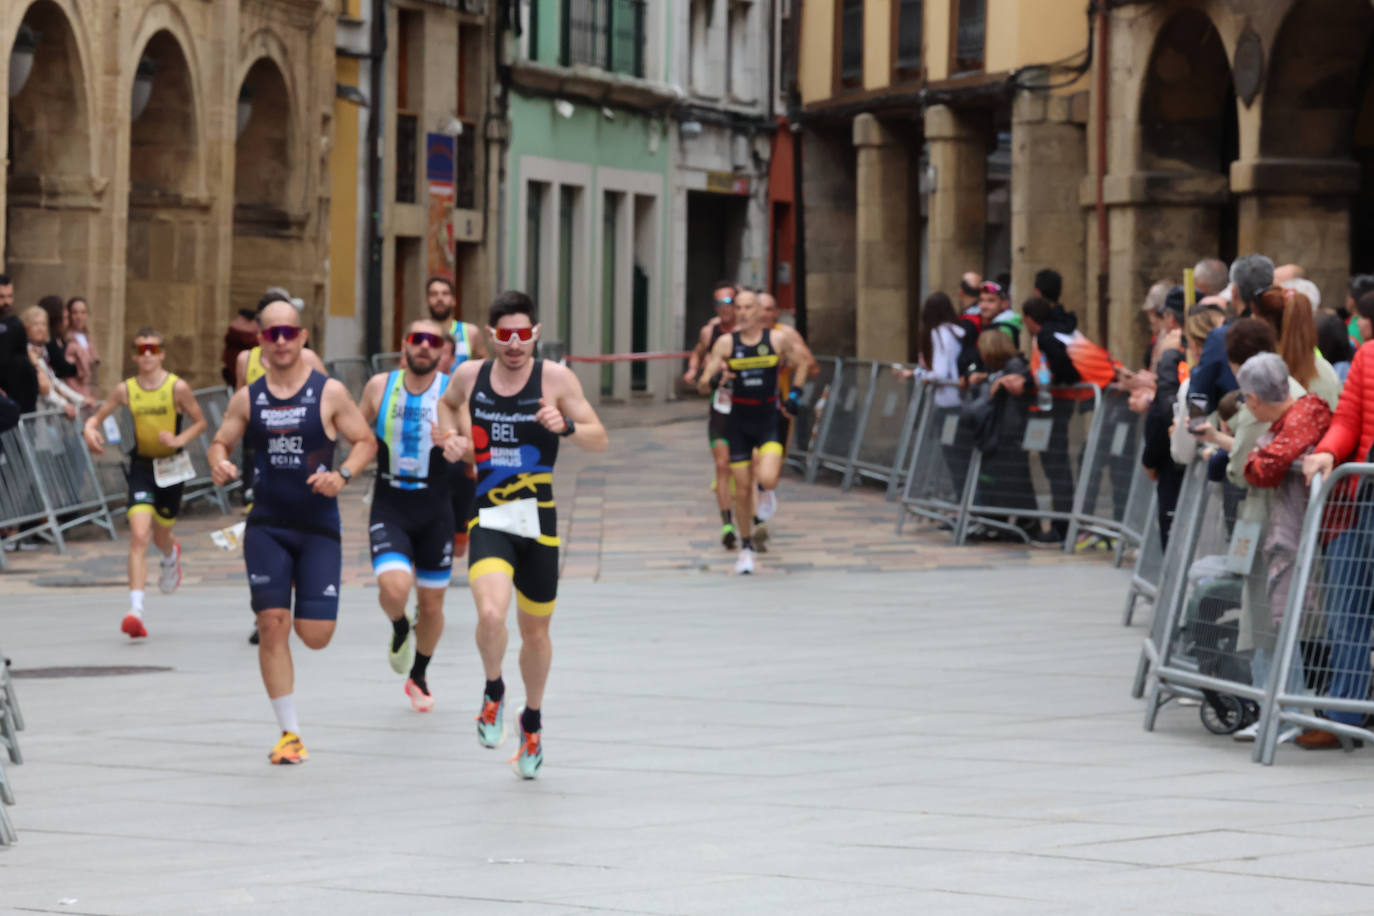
[1232,353,1333,740]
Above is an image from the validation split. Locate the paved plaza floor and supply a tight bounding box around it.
[4,411,1374,914]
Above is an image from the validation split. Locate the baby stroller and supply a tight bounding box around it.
[1177,559,1259,735]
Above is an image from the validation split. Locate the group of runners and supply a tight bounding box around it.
[76,276,803,777]
[82,283,605,780]
[683,284,814,574]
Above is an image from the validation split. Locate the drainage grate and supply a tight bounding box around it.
[10,666,174,679]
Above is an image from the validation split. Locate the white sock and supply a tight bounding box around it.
[271,694,300,735]
[129,590,145,615]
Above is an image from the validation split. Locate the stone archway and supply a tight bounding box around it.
[6,0,95,307]
[230,55,307,321]
[123,28,204,376]
[1133,8,1238,287]
[1244,0,1374,301]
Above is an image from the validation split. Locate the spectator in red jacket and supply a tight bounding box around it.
[1301,340,1374,748]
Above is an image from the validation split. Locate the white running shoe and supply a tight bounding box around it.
[734,547,756,575]
[756,486,778,521]
[158,541,182,594]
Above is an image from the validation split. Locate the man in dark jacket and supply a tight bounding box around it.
[1141,289,1188,546]
[1022,295,1084,546]
[1190,254,1273,413]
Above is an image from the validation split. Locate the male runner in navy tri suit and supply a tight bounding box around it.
[429,276,488,561]
[436,291,608,779]
[209,300,377,765]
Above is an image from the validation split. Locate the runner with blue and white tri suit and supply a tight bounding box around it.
[359,318,469,712]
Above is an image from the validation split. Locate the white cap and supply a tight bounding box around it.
[1282,277,1321,312]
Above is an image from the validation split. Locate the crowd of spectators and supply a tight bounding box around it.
[0,275,102,434]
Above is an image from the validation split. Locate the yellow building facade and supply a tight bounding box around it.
[794,0,1091,361]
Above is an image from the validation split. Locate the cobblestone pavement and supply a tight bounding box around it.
[0,405,1092,595]
[6,406,1373,914]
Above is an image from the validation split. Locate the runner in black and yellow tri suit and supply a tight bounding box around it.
[682,282,739,548]
[698,290,815,575]
[437,291,607,780]
[753,291,814,539]
[428,275,490,559]
[83,327,206,639]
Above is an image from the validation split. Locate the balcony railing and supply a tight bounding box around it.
[560,0,646,78]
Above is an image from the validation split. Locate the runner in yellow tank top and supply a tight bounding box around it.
[83,327,206,640]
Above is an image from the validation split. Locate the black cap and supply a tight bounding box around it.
[1160,285,1186,322]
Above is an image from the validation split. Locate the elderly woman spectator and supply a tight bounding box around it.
[64,296,100,397]
[15,306,85,418]
[1300,335,1374,748]
[1234,354,1332,736]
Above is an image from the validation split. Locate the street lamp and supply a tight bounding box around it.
[131,55,157,121]
[236,85,253,138]
[8,24,39,99]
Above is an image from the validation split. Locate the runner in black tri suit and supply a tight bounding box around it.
[427,276,489,562]
[359,318,464,712]
[698,289,815,575]
[437,291,608,780]
[682,282,739,548]
[210,300,377,765]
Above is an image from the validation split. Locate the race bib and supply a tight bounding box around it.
[1226,520,1262,575]
[712,386,732,415]
[940,414,959,446]
[478,498,542,540]
[153,451,196,488]
[1110,422,1131,458]
[103,416,122,444]
[1022,418,1053,452]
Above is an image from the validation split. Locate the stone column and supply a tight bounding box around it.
[924,104,985,305]
[853,113,911,363]
[1232,157,1358,311]
[1011,91,1087,316]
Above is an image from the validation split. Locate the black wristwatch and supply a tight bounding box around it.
[559,417,576,438]
[338,466,352,484]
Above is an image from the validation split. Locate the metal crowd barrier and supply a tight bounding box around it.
[1063,387,1141,550]
[325,356,370,403]
[957,384,1104,545]
[1253,463,1374,764]
[0,424,64,567]
[806,359,878,484]
[787,356,840,474]
[370,352,402,375]
[0,649,20,844]
[1122,487,1163,627]
[896,380,975,534]
[18,410,117,548]
[1112,463,1155,567]
[846,368,924,499]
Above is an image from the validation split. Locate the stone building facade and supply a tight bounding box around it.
[796,0,1374,365]
[2,0,337,388]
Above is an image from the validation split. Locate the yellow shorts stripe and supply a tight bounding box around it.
[730,459,752,469]
[758,442,784,457]
[468,557,514,584]
[126,505,155,518]
[536,534,561,547]
[153,514,177,528]
[516,590,556,617]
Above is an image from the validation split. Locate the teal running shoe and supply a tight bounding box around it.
[510,728,543,780]
[475,695,507,748]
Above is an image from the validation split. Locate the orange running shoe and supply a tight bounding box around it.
[120,613,147,639]
[510,728,543,780]
[475,696,506,748]
[268,731,308,765]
